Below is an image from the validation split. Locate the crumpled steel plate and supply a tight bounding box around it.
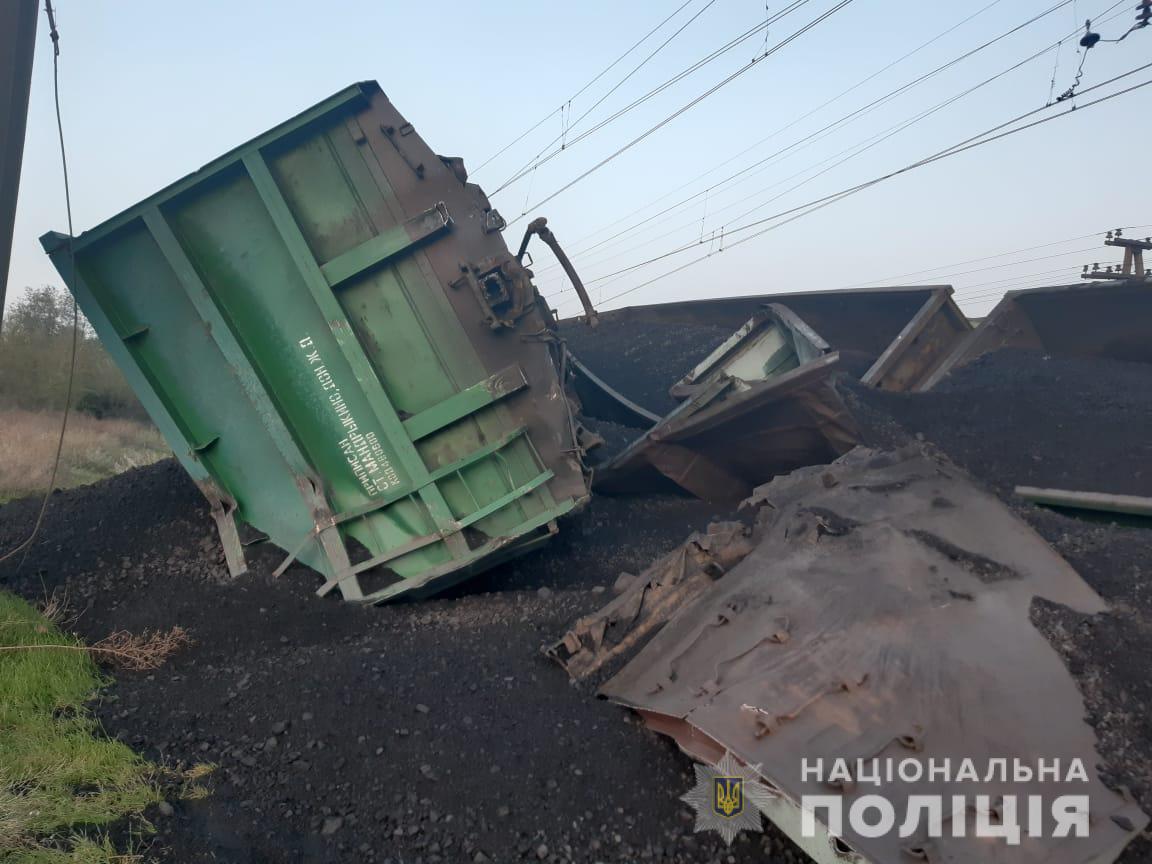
[582,447,1147,863]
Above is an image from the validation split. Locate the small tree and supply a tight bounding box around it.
[2,285,87,338]
[0,286,144,418]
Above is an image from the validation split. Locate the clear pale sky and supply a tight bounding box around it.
[6,0,1150,320]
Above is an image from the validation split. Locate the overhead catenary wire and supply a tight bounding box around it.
[1053,3,1144,100]
[493,0,817,195]
[844,223,1151,286]
[0,0,80,568]
[536,0,1108,282]
[554,67,1152,312]
[584,241,1102,301]
[535,0,1009,273]
[562,32,1075,289]
[572,43,1085,293]
[494,2,808,192]
[579,61,1152,294]
[509,0,858,218]
[723,67,1152,240]
[470,0,699,174]
[955,265,1131,305]
[490,0,724,186]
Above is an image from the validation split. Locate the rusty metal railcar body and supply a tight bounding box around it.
[42,81,590,602]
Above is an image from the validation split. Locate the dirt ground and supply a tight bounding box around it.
[2,344,1151,863]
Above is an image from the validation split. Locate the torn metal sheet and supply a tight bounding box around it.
[596,305,857,502]
[547,521,754,680]
[589,446,1147,863]
[859,289,971,392]
[923,279,1152,389]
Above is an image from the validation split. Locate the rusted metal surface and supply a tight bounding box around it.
[859,290,971,392]
[924,280,1152,389]
[596,305,857,501]
[598,353,855,501]
[582,446,1148,863]
[43,82,590,602]
[518,217,599,326]
[568,287,968,501]
[547,521,753,679]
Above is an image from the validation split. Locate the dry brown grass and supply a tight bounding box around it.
[0,625,193,672]
[0,409,169,503]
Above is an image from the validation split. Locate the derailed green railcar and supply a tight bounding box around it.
[43,81,589,602]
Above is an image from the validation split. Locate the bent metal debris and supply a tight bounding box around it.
[20,79,1152,864]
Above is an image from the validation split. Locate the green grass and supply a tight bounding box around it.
[0,592,160,862]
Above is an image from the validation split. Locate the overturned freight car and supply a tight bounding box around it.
[564,286,971,501]
[42,81,590,602]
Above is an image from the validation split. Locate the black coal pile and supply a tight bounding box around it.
[0,463,759,864]
[562,317,730,415]
[845,347,1152,498]
[3,332,1152,863]
[846,348,1152,862]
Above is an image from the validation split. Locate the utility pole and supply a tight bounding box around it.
[1080,229,1152,281]
[0,0,40,327]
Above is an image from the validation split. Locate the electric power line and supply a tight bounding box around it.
[847,222,1151,286]
[952,265,1088,294]
[955,267,1128,305]
[561,32,1073,290]
[493,0,817,194]
[490,0,725,185]
[509,0,858,219]
[470,0,700,174]
[554,67,1152,311]
[805,221,1151,298]
[535,0,1106,283]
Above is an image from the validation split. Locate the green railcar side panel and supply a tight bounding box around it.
[162,170,451,575]
[68,224,331,577]
[259,114,559,547]
[164,170,412,505]
[41,81,589,601]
